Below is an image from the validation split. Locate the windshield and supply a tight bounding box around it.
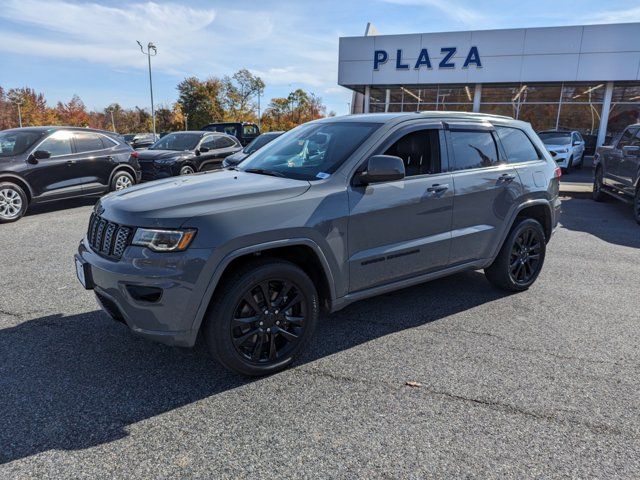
[149,133,201,151]
[238,122,381,180]
[539,132,571,145]
[123,134,136,141]
[243,133,279,154]
[0,130,44,157]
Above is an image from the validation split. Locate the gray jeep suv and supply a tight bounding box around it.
[75,112,561,376]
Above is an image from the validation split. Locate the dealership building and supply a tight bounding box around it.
[339,22,640,148]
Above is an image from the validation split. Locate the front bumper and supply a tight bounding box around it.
[552,154,569,167]
[76,238,212,347]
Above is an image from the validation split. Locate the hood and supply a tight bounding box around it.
[98,169,311,227]
[544,144,570,151]
[136,149,191,162]
[0,155,20,163]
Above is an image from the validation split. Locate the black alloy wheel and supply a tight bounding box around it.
[509,227,543,286]
[231,279,307,363]
[592,167,607,202]
[485,218,546,292]
[204,259,319,376]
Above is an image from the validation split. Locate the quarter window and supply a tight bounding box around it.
[384,129,440,176]
[39,132,73,157]
[495,127,541,163]
[74,133,104,153]
[450,130,499,170]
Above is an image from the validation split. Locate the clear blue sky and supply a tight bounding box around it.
[0,0,638,116]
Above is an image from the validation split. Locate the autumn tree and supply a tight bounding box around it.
[176,76,224,130]
[221,69,265,122]
[56,95,90,126]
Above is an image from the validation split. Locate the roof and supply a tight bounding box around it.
[315,111,521,125]
[1,126,119,135]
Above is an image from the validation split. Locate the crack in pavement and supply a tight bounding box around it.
[295,367,630,439]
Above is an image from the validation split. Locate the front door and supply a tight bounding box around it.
[347,125,453,293]
[72,131,114,192]
[618,127,640,195]
[446,124,523,265]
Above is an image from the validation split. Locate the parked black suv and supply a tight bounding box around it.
[202,122,260,146]
[137,131,242,181]
[0,126,140,223]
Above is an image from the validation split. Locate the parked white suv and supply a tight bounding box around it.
[538,130,586,173]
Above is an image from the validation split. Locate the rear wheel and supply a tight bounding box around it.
[592,167,607,202]
[485,218,546,292]
[110,170,134,191]
[0,182,28,223]
[204,259,319,376]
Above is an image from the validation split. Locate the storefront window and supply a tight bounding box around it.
[562,83,605,103]
[369,87,386,105]
[557,104,602,135]
[518,104,560,131]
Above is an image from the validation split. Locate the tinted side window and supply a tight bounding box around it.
[618,128,638,148]
[243,125,258,135]
[200,136,216,149]
[495,127,541,163]
[450,130,498,170]
[74,133,104,153]
[215,136,235,148]
[100,135,118,148]
[384,129,440,176]
[39,134,73,156]
[223,126,238,136]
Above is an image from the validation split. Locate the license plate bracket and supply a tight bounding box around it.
[75,256,94,290]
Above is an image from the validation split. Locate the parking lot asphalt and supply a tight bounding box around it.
[1,177,639,479]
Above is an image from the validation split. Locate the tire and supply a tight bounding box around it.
[204,259,319,376]
[110,170,135,192]
[592,166,608,202]
[179,165,195,175]
[575,154,584,170]
[0,182,28,223]
[564,156,573,174]
[484,218,546,292]
[634,185,640,226]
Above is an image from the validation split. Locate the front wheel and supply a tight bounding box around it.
[485,218,546,292]
[592,167,607,202]
[204,259,319,376]
[0,182,28,223]
[179,165,195,175]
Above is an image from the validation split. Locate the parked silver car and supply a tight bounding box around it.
[75,112,561,376]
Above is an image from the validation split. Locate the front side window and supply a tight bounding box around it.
[239,122,381,181]
[618,128,639,148]
[495,127,541,163]
[0,130,44,157]
[149,133,202,151]
[39,131,73,156]
[449,130,499,170]
[384,129,440,176]
[74,133,103,153]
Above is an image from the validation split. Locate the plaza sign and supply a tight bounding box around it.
[373,47,482,70]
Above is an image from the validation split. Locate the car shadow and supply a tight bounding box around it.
[25,197,98,218]
[0,270,508,463]
[559,196,640,249]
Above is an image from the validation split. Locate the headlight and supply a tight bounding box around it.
[132,228,197,252]
[556,148,568,154]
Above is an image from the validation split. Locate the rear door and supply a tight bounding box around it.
[446,123,523,265]
[72,131,113,193]
[347,123,454,292]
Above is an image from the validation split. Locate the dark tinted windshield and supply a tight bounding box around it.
[150,133,201,151]
[539,132,571,145]
[239,122,381,181]
[0,130,44,157]
[243,133,281,154]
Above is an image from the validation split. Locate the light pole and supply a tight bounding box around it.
[16,102,22,128]
[137,41,157,136]
[108,107,116,132]
[184,113,188,131]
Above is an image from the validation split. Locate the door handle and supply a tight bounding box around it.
[66,160,76,166]
[427,183,449,193]
[498,173,516,183]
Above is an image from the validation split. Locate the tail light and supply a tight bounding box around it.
[130,151,139,158]
[554,166,562,179]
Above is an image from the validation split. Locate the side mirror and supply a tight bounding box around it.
[572,140,580,146]
[199,146,210,153]
[622,145,640,156]
[357,155,405,185]
[28,150,51,164]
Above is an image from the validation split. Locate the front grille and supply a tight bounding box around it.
[87,213,132,260]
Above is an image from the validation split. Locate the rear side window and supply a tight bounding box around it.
[449,130,499,170]
[100,135,118,148]
[215,136,236,148]
[74,133,104,153]
[495,127,541,163]
[243,125,258,136]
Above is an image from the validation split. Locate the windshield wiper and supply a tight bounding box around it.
[244,168,287,178]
